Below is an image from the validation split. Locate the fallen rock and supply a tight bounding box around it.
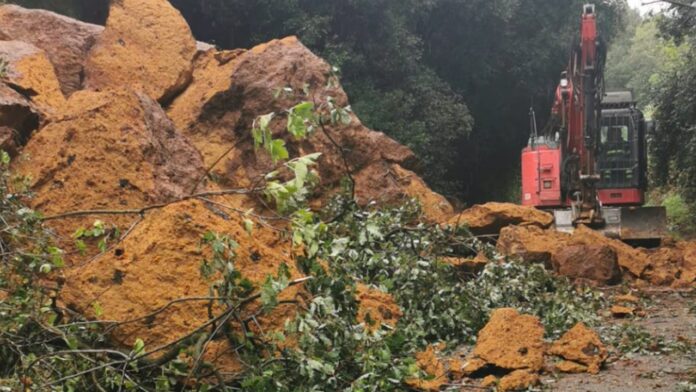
[548,322,607,374]
[448,202,554,235]
[569,225,650,278]
[11,89,204,261]
[355,284,402,332]
[0,4,102,96]
[0,40,66,114]
[60,199,305,372]
[84,0,197,102]
[498,369,539,392]
[406,344,448,391]
[555,360,588,373]
[167,37,449,219]
[552,244,622,285]
[468,308,545,372]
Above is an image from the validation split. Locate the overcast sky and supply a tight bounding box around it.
[627,0,668,14]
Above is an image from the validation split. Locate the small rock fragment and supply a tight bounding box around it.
[610,305,635,318]
[406,345,448,391]
[549,323,607,374]
[469,308,545,372]
[555,360,588,373]
[614,293,640,304]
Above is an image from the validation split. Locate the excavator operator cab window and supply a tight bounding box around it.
[601,125,630,157]
[598,113,639,189]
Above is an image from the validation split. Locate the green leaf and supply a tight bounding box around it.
[93,301,103,317]
[243,218,254,235]
[269,139,289,163]
[133,338,145,354]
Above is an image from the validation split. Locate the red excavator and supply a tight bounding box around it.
[521,3,666,243]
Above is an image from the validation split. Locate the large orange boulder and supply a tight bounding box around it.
[0,4,102,96]
[11,89,204,261]
[168,37,450,219]
[552,244,622,285]
[467,308,546,372]
[448,202,554,235]
[568,225,651,278]
[84,0,197,102]
[0,40,66,114]
[60,199,306,372]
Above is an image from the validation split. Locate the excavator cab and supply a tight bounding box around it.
[595,91,666,243]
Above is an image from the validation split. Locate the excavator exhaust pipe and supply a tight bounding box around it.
[553,206,667,244]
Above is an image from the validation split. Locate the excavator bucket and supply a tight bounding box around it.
[553,206,667,243]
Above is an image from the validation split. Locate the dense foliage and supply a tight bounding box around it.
[8,0,629,202]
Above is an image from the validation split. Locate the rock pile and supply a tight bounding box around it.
[416,309,608,391]
[497,224,696,287]
[0,1,452,373]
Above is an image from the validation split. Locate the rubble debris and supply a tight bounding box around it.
[0,4,102,96]
[448,202,554,235]
[496,224,696,287]
[167,37,450,219]
[355,284,402,332]
[0,40,66,114]
[552,244,622,285]
[548,322,607,374]
[468,308,545,372]
[84,0,197,102]
[498,369,540,392]
[60,199,305,371]
[11,89,204,262]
